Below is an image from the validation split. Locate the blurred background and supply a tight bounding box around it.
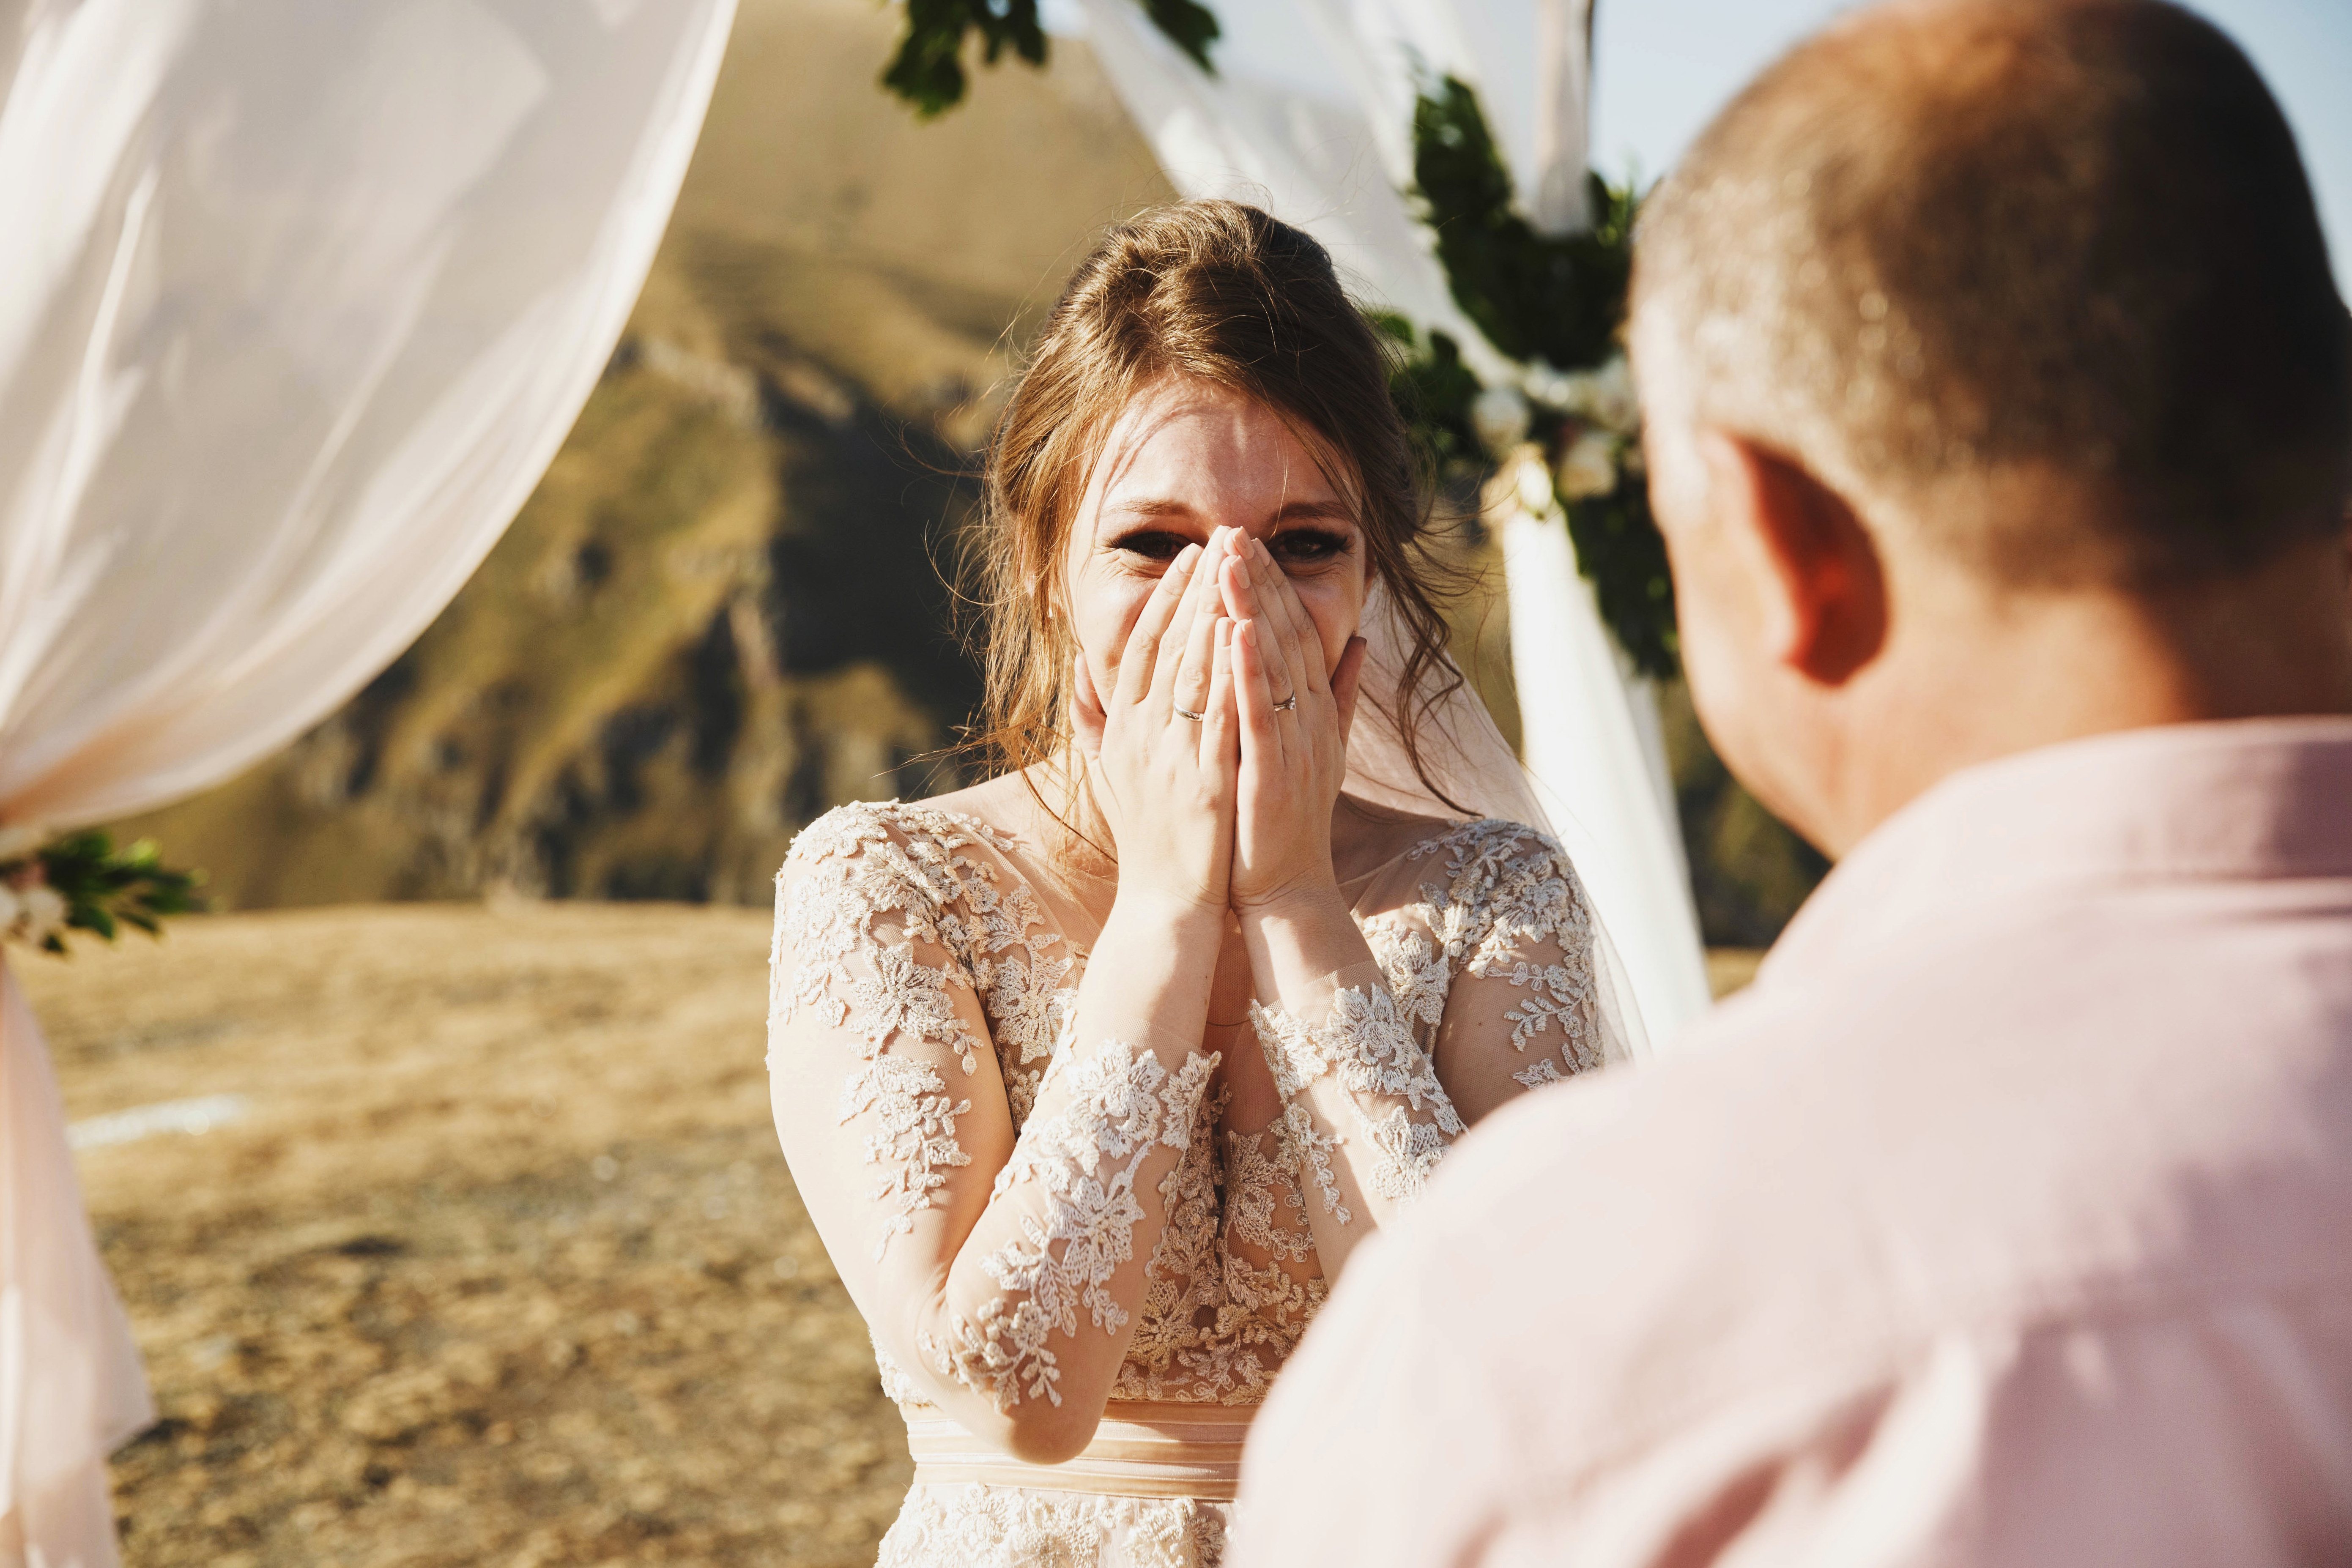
[40,0,2345,1564]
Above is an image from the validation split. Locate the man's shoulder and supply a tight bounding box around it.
[1402,905,2352,1455]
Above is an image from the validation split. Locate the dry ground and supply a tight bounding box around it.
[36,905,1763,1568]
[38,902,903,1568]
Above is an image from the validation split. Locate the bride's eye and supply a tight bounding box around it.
[1269,527,1352,569]
[1109,528,1191,565]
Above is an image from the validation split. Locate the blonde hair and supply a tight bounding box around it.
[967,200,1466,831]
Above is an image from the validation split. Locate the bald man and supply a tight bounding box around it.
[1232,2,2352,1563]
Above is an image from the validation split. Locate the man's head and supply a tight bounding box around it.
[1631,0,2352,851]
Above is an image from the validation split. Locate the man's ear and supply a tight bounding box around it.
[1697,432,1887,686]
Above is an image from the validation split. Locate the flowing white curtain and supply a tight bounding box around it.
[0,1,736,1561]
[1071,0,1714,1044]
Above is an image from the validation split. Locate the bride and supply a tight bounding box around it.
[767,200,1641,1565]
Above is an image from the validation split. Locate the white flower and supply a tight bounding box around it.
[1512,451,1558,517]
[1469,384,1530,459]
[1556,427,1620,501]
[22,885,65,943]
[1521,360,1574,410]
[1542,354,1640,435]
[1589,355,1642,432]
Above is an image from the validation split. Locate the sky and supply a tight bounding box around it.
[1593,0,2351,296]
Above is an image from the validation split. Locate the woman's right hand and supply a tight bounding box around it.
[1072,526,1240,917]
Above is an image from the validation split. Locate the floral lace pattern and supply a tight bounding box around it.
[775,804,1017,1257]
[924,1039,1220,1411]
[772,804,1608,1563]
[1405,818,1604,1082]
[1250,984,1468,1213]
[878,1483,1229,1568]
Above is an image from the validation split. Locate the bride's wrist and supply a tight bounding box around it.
[1235,883,1367,991]
[1106,885,1230,948]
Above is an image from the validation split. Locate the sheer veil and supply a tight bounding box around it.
[1344,590,1655,1066]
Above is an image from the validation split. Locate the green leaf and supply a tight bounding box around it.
[882,0,1215,116]
[1139,0,1219,70]
[22,829,208,955]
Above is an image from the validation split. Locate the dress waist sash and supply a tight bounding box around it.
[904,1400,1255,1500]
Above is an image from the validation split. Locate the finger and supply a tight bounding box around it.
[1201,617,1238,772]
[1115,542,1202,708]
[1248,539,1313,707]
[1172,558,1223,722]
[1266,537,1335,700]
[1072,651,1107,761]
[1331,634,1369,748]
[1217,539,1258,625]
[1149,528,1226,708]
[1235,618,1285,767]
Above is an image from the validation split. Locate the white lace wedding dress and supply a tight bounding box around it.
[767,799,1619,1566]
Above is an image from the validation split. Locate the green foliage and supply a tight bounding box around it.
[1410,77,1635,370]
[1401,75,1677,678]
[882,0,1219,117]
[1370,312,1482,469]
[8,831,205,955]
[1138,0,1219,66]
[1566,476,1677,679]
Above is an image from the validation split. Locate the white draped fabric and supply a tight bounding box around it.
[1071,0,1714,1044]
[0,1,735,1561]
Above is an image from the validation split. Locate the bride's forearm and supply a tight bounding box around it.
[1238,887,1463,1278]
[1235,885,1378,1004]
[909,889,1230,1462]
[1080,889,1229,1053]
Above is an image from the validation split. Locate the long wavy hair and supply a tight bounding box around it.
[966,199,1468,848]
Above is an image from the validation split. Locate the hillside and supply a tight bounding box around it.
[111,0,1821,941]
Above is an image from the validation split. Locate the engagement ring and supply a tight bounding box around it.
[1175,705,1206,722]
[1273,695,1298,712]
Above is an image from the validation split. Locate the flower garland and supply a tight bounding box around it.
[0,829,205,955]
[1396,76,1677,680]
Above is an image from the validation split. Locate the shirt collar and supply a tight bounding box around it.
[1761,717,2352,985]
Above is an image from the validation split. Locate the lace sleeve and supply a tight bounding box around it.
[1238,821,1611,1242]
[1404,819,1610,1125]
[767,803,1218,1449]
[1247,981,1467,1224]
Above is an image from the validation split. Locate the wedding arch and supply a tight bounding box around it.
[0,2,736,1562]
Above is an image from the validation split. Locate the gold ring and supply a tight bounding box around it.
[1175,705,1206,722]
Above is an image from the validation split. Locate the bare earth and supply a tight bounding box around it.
[36,902,907,1568]
[36,905,1764,1568]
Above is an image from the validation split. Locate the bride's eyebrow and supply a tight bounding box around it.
[1103,498,1197,521]
[1267,499,1356,528]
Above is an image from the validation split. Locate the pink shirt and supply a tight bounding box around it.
[1234,719,2352,1567]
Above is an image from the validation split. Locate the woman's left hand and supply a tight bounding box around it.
[1220,536,1368,915]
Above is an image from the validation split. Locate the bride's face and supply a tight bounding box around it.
[1064,378,1369,706]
